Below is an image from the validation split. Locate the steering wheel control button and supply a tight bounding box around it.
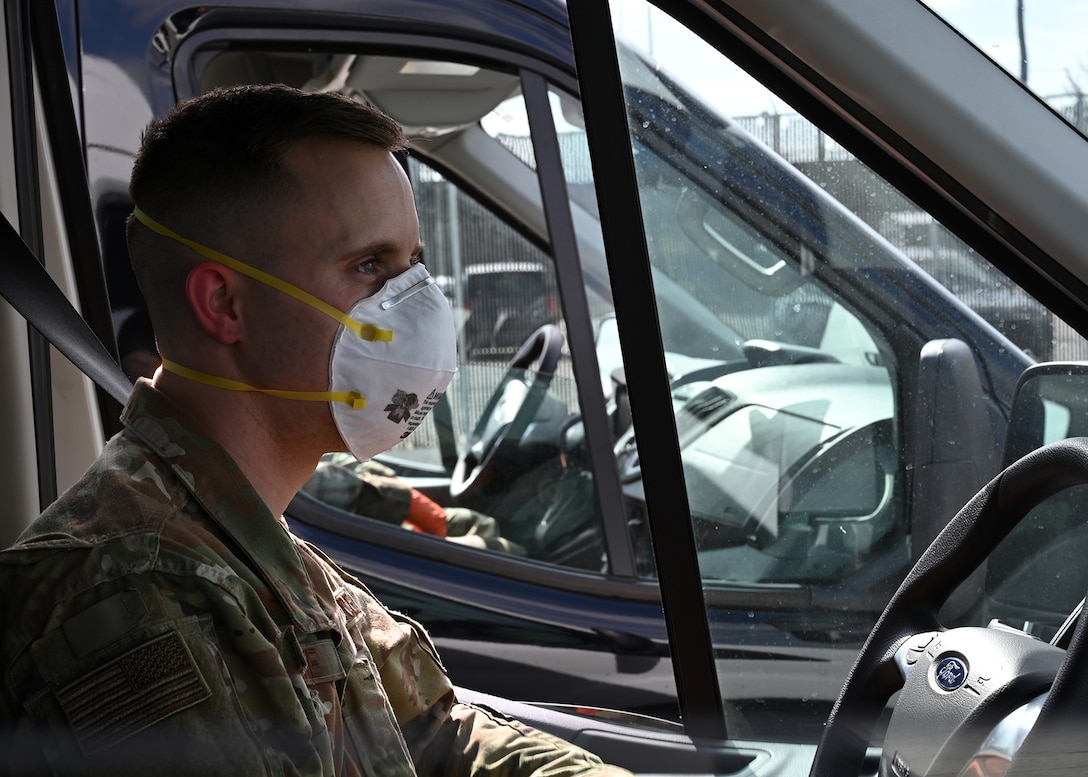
[889,751,910,777]
[904,632,937,665]
[965,672,992,696]
[894,631,940,678]
[910,633,936,651]
[934,655,968,692]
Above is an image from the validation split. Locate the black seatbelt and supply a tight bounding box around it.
[0,215,132,406]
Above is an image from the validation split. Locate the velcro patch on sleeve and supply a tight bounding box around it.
[55,630,211,754]
[335,589,362,622]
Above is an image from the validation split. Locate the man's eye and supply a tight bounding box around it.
[357,259,376,275]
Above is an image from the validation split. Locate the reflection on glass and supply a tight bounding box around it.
[683,404,839,539]
[610,0,1087,362]
[482,94,537,168]
[943,366,1088,641]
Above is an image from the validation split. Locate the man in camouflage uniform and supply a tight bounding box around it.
[0,85,631,776]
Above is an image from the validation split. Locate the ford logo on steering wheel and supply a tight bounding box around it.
[934,656,968,691]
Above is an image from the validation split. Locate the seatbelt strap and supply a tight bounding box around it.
[0,214,132,406]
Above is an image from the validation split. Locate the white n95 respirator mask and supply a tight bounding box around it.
[133,207,457,461]
[326,263,457,459]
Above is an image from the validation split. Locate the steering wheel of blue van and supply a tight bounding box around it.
[811,437,1088,777]
[449,325,564,501]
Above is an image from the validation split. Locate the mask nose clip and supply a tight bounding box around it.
[382,274,436,310]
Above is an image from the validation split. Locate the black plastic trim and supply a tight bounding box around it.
[456,686,762,775]
[289,490,661,603]
[522,68,636,579]
[567,0,727,743]
[28,0,122,436]
[6,0,56,509]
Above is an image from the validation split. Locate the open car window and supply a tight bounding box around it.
[150,8,1088,741]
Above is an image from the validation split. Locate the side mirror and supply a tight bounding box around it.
[1004,362,1088,466]
[595,314,622,400]
[594,315,633,439]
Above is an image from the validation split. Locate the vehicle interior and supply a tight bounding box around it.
[7,0,1088,775]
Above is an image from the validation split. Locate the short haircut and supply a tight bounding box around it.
[126,84,408,342]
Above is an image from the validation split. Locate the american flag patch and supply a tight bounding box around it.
[56,630,211,754]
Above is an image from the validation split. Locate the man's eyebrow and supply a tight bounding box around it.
[340,241,426,262]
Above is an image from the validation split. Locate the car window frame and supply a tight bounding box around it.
[0,0,126,562]
[3,0,118,516]
[4,0,56,510]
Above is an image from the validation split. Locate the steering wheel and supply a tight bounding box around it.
[811,437,1088,777]
[450,324,564,501]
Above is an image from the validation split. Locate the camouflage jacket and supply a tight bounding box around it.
[302,454,524,554]
[0,382,631,777]
[303,454,425,529]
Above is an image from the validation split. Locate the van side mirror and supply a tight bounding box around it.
[1004,363,1088,466]
[595,314,622,400]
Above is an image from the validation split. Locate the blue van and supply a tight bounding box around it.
[7,0,1088,772]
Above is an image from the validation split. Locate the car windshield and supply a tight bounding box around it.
[921,0,1088,142]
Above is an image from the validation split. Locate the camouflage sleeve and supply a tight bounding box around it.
[319,559,630,777]
[302,453,412,525]
[410,701,635,777]
[0,577,327,776]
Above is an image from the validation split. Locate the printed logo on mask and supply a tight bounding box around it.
[398,389,445,441]
[385,390,419,424]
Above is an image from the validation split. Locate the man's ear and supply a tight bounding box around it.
[185,261,243,344]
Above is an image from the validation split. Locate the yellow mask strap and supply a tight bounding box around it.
[133,206,393,343]
[162,359,367,409]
